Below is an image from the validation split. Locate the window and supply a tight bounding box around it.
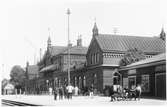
[83,76,86,87]
[128,76,136,89]
[90,55,92,64]
[141,75,150,92]
[74,77,77,87]
[97,53,99,63]
[93,54,95,64]
[91,54,93,64]
[93,74,97,88]
[79,76,82,88]
[57,79,61,87]
[94,53,96,63]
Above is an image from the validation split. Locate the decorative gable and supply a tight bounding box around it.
[86,38,102,66]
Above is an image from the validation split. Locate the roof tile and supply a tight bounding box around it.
[96,34,165,54]
[50,46,67,56]
[62,46,88,55]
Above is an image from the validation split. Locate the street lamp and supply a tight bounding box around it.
[67,8,71,85]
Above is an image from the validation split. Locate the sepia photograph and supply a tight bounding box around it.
[0,0,166,106]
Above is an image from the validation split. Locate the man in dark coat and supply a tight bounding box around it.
[59,86,64,100]
[54,87,58,100]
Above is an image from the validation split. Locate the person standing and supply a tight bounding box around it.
[110,85,115,101]
[74,86,79,96]
[135,84,142,100]
[66,84,74,99]
[49,87,53,95]
[54,87,58,100]
[59,86,64,100]
[63,85,67,99]
[89,84,94,98]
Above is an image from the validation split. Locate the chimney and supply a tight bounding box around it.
[77,35,82,46]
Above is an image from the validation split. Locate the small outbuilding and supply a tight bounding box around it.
[119,53,166,99]
[4,83,14,95]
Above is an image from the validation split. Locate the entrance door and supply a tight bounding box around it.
[155,73,166,99]
[128,76,136,89]
[113,72,121,85]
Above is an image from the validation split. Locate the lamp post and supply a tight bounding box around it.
[67,8,71,85]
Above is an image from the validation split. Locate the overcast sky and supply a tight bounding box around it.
[0,0,166,79]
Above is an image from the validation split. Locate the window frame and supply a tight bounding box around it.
[141,74,150,92]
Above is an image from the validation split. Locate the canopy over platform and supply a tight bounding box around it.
[40,64,56,73]
[119,53,166,70]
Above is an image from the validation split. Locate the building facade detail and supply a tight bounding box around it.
[26,23,165,99]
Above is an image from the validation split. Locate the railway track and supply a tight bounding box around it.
[2,99,42,106]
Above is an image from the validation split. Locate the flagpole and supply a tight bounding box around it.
[67,8,71,85]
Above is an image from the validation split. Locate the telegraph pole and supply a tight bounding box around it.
[67,8,71,85]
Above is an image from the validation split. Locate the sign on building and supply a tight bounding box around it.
[128,69,136,75]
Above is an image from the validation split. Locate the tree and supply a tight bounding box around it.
[10,65,26,89]
[120,48,146,66]
[2,78,8,88]
[1,78,8,94]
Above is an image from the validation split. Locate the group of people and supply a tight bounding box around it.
[53,84,79,100]
[50,83,142,101]
[110,84,142,101]
[52,84,96,100]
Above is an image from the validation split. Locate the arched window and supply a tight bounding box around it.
[58,79,61,87]
[79,76,82,88]
[113,72,121,85]
[97,53,99,62]
[92,54,94,64]
[91,54,93,64]
[74,76,77,87]
[55,78,58,87]
[97,53,99,63]
[93,74,97,88]
[83,76,86,87]
[94,53,96,63]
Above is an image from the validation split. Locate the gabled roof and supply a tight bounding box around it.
[61,46,88,55]
[50,46,67,56]
[95,34,165,54]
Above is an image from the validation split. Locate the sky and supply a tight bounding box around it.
[0,0,167,80]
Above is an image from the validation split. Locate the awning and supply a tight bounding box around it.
[40,64,56,73]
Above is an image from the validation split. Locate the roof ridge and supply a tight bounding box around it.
[52,45,67,47]
[98,34,160,39]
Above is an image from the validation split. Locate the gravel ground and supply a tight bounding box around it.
[1,95,167,106]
